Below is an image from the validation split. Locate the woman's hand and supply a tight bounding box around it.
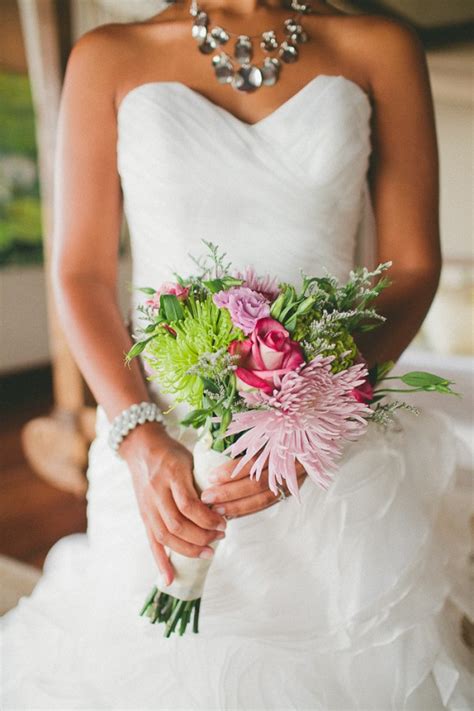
[120,423,227,585]
[200,456,308,518]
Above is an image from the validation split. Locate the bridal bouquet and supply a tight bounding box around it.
[125,241,456,636]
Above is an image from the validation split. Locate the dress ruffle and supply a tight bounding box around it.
[2,405,472,710]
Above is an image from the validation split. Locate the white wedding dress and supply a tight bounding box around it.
[2,75,473,710]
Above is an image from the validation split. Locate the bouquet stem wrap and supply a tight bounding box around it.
[140,431,232,636]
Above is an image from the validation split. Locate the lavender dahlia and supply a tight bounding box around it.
[222,355,372,498]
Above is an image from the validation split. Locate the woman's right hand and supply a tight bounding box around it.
[120,423,227,586]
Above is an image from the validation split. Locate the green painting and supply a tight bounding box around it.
[0,70,43,267]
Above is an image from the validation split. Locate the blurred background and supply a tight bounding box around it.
[0,0,472,643]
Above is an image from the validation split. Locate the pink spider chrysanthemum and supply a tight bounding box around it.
[222,355,372,500]
[234,265,281,302]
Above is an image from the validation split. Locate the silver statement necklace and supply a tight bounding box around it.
[189,0,315,92]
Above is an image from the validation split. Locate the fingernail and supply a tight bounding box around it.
[201,491,215,503]
[215,531,226,540]
[214,506,226,514]
[216,520,227,531]
[207,473,220,482]
[199,548,214,559]
[161,572,172,586]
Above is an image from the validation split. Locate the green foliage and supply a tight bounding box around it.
[188,240,234,281]
[0,71,42,267]
[142,295,244,408]
[0,72,37,156]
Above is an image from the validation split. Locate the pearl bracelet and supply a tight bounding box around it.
[108,401,165,454]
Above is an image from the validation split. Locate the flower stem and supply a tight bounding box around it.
[374,387,425,394]
[139,585,201,637]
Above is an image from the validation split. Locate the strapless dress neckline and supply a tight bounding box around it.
[116,73,371,129]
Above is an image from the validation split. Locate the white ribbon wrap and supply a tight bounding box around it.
[157,431,232,601]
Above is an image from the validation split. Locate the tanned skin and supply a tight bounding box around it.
[52,0,441,585]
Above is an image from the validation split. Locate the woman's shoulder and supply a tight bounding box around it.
[307,10,426,97]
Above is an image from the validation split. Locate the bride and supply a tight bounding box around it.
[2,0,472,708]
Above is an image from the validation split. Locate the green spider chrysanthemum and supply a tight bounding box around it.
[143,295,244,407]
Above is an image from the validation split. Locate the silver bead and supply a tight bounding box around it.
[231,63,263,93]
[195,10,208,25]
[199,33,218,54]
[279,41,299,63]
[234,35,253,65]
[212,52,234,84]
[211,26,230,44]
[192,24,207,42]
[260,30,278,52]
[261,57,281,86]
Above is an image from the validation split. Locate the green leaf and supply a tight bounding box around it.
[212,438,225,453]
[269,292,286,320]
[160,294,184,322]
[136,286,157,295]
[374,360,395,383]
[295,295,316,316]
[201,377,220,394]
[144,322,165,333]
[202,279,225,293]
[218,409,232,438]
[179,408,211,428]
[221,277,244,288]
[400,371,455,390]
[285,314,297,333]
[125,340,148,362]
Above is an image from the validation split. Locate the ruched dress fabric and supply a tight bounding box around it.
[1,75,473,710]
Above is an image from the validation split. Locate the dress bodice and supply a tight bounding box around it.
[116,74,377,424]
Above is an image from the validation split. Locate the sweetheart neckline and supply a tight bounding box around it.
[116,74,371,129]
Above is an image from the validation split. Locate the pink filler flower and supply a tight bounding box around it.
[146,281,189,309]
[222,355,372,499]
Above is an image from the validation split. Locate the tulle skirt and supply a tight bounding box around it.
[1,404,473,710]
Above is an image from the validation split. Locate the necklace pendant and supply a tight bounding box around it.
[194,10,208,26]
[284,19,308,44]
[198,33,218,54]
[192,10,209,42]
[260,30,279,52]
[231,64,263,93]
[234,35,253,65]
[290,0,312,13]
[279,41,299,63]
[291,30,308,44]
[210,26,230,45]
[192,24,207,42]
[261,57,281,86]
[212,52,234,84]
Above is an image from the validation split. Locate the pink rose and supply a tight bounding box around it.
[145,282,189,309]
[229,317,305,394]
[352,378,374,403]
[351,352,373,403]
[213,286,270,335]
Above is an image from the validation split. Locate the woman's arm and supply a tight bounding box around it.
[52,27,226,584]
[52,29,150,421]
[354,17,441,368]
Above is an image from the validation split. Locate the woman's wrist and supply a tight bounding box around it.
[118,420,171,460]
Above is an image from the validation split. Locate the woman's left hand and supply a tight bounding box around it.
[199,457,307,518]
